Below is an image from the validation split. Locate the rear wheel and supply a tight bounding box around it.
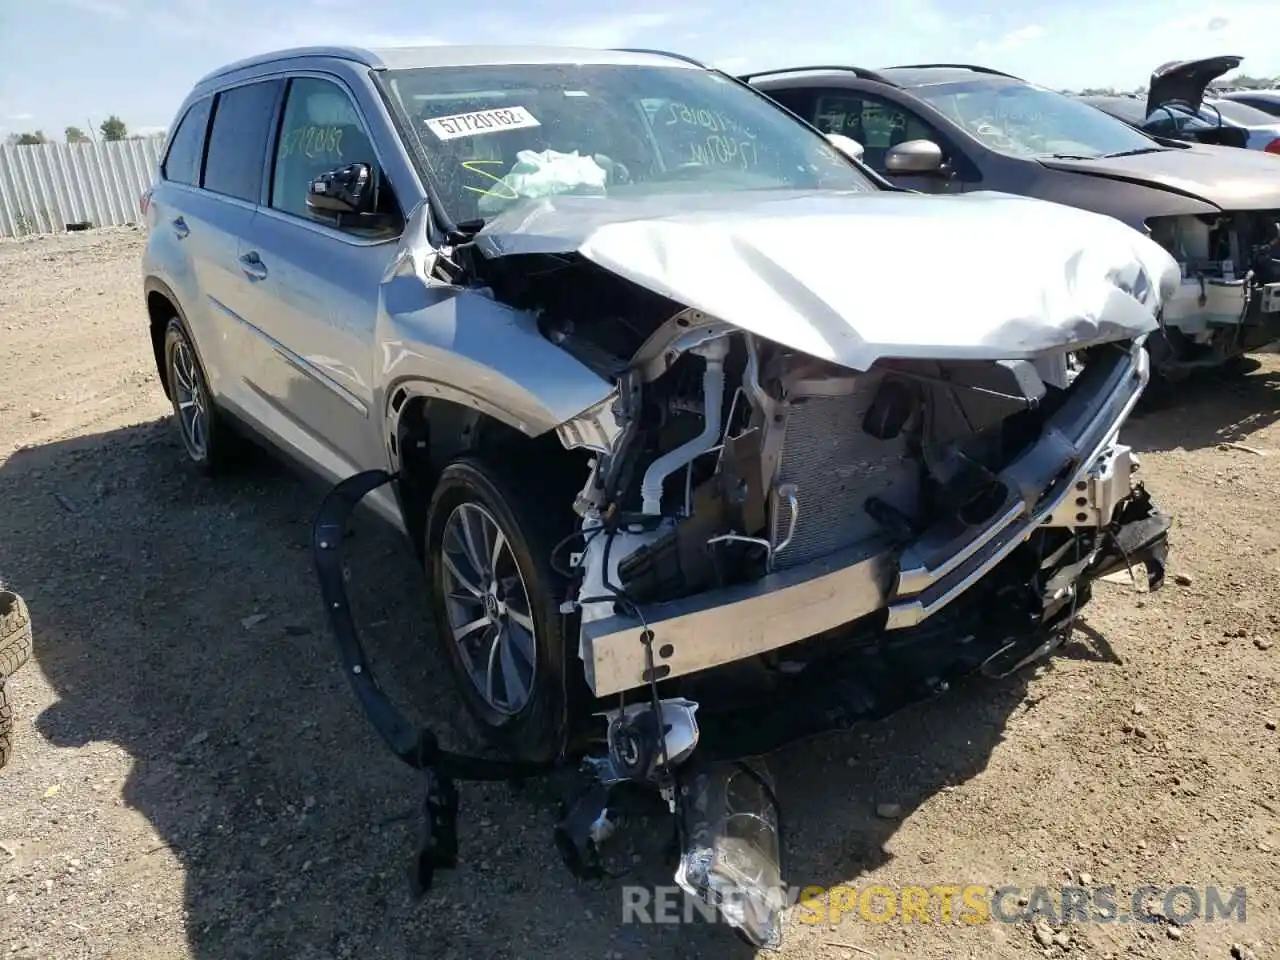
[162,317,242,472]
[424,457,575,763]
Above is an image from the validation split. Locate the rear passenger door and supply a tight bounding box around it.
[146,95,217,374]
[235,74,405,480]
[180,79,283,413]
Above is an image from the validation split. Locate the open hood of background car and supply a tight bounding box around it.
[473,190,1179,370]
[1037,142,1280,210]
[1146,55,1243,115]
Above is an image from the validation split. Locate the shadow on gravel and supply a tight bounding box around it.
[1128,357,1280,454]
[0,419,1078,959]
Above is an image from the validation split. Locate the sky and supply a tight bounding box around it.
[2,0,1280,139]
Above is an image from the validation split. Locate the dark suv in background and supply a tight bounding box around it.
[746,63,1280,375]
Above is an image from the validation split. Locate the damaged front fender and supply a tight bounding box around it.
[376,199,615,442]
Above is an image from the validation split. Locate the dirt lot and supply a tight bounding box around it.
[0,227,1277,960]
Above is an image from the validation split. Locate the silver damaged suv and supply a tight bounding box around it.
[143,44,1178,945]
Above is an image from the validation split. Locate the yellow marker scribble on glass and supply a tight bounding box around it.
[459,159,519,201]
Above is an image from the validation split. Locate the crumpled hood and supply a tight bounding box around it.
[474,189,1180,371]
[1038,143,1280,211]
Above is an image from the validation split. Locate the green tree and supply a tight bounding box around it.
[65,125,90,144]
[99,115,127,141]
[15,131,48,145]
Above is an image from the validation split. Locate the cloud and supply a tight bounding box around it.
[552,11,680,48]
[60,0,129,18]
[1207,15,1231,30]
[343,33,449,50]
[7,112,34,122]
[995,24,1046,50]
[143,0,447,53]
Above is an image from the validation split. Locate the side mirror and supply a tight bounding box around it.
[307,162,374,216]
[884,139,945,175]
[306,162,399,232]
[826,132,865,163]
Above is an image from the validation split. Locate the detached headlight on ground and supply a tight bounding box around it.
[675,759,786,949]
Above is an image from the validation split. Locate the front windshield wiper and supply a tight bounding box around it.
[444,217,487,247]
[1047,152,1100,160]
[1100,147,1167,158]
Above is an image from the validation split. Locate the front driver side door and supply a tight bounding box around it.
[808,91,968,194]
[235,74,406,481]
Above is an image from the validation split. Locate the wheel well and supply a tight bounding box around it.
[394,395,590,555]
[146,290,176,400]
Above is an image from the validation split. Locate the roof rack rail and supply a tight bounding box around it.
[886,63,1023,80]
[737,65,896,85]
[612,47,708,68]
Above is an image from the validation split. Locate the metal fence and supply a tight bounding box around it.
[0,138,164,239]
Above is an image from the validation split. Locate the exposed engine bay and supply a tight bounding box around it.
[1147,210,1280,368]
[465,249,1168,698]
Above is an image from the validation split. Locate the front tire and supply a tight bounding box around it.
[162,317,241,472]
[424,457,574,763]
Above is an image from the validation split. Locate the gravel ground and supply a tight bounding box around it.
[0,227,1277,960]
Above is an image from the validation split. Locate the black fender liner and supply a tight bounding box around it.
[312,469,561,893]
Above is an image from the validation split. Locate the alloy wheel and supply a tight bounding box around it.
[439,501,538,715]
[169,337,208,460]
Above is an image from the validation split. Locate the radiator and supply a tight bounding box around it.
[769,377,919,570]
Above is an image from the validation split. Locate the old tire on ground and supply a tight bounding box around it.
[162,316,241,473]
[0,684,12,770]
[424,457,574,764]
[0,590,33,771]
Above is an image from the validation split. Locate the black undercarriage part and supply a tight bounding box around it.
[312,470,562,894]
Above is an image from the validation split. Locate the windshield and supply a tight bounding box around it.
[1206,99,1280,126]
[380,63,876,225]
[913,79,1162,158]
[1147,103,1219,130]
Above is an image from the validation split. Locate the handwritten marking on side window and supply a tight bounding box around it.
[280,125,345,160]
[425,106,541,141]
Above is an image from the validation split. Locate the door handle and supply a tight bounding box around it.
[172,216,189,239]
[239,251,268,281]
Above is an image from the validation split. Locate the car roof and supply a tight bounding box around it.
[1221,89,1280,102]
[196,44,703,86]
[880,64,1021,87]
[743,63,1022,91]
[1078,95,1142,105]
[1078,95,1147,122]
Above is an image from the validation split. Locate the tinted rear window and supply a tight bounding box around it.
[162,97,211,186]
[203,80,283,202]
